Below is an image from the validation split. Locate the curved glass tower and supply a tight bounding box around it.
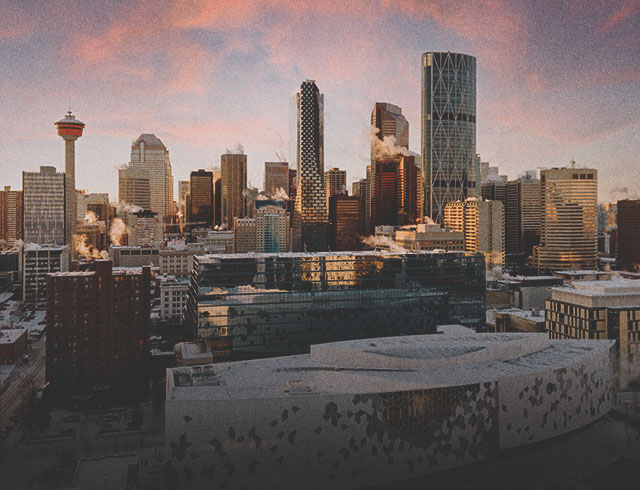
[421,52,476,223]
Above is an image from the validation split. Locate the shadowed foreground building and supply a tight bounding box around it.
[329,195,365,251]
[616,199,640,271]
[186,251,485,356]
[45,260,151,398]
[164,326,614,490]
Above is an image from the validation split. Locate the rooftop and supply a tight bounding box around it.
[133,133,165,149]
[72,454,138,490]
[167,325,613,403]
[195,250,478,261]
[555,278,640,297]
[0,328,26,344]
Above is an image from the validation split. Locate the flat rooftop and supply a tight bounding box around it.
[195,250,479,261]
[553,278,640,297]
[0,328,26,344]
[166,325,613,403]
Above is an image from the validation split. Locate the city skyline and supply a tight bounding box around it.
[1,1,638,202]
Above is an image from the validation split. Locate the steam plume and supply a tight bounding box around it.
[225,143,245,155]
[371,127,414,161]
[271,187,289,200]
[73,234,108,260]
[84,211,98,224]
[361,235,406,253]
[110,218,126,246]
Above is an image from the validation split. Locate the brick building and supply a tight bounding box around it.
[45,260,151,398]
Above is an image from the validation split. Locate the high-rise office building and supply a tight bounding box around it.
[505,178,541,257]
[23,244,69,304]
[324,167,347,208]
[422,52,476,223]
[352,178,367,198]
[444,199,504,271]
[397,155,419,225]
[46,260,151,397]
[214,176,222,227]
[264,162,290,197]
[329,195,365,251]
[256,206,290,253]
[534,167,597,272]
[370,103,409,230]
[288,169,297,201]
[234,217,256,253]
[178,180,190,221]
[76,191,109,221]
[55,111,84,247]
[292,80,328,251]
[189,170,214,228]
[23,166,66,245]
[118,134,173,219]
[0,186,23,247]
[221,152,247,229]
[127,210,163,246]
[616,199,640,270]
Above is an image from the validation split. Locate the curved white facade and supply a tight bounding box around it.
[165,326,614,489]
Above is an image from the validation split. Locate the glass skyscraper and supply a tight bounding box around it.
[421,52,476,223]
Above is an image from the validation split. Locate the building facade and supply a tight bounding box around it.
[256,206,290,253]
[108,246,160,267]
[328,195,365,251]
[324,167,347,208]
[127,210,163,246]
[264,162,290,197]
[118,134,174,219]
[546,279,640,388]
[505,178,541,258]
[221,152,247,230]
[444,199,504,271]
[394,223,464,252]
[23,244,69,304]
[186,251,486,356]
[616,199,640,271]
[160,276,189,322]
[233,217,256,253]
[534,167,597,273]
[292,80,328,251]
[189,170,214,228]
[23,166,66,246]
[165,328,614,490]
[421,52,476,223]
[0,186,22,247]
[45,261,151,397]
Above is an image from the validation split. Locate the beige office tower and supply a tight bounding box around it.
[0,186,22,247]
[23,166,66,245]
[234,217,256,252]
[264,162,290,197]
[444,198,504,272]
[118,134,173,219]
[221,152,247,229]
[534,167,597,272]
[77,192,109,221]
[324,167,347,207]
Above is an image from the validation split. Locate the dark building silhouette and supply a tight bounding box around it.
[45,260,151,399]
[617,199,640,270]
[189,170,214,228]
[329,195,365,251]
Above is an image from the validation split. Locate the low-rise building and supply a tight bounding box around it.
[109,246,160,267]
[0,328,27,363]
[394,223,464,251]
[160,276,189,321]
[546,278,640,388]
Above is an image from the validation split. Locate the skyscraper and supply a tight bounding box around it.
[616,199,640,270]
[324,167,347,207]
[177,180,190,220]
[370,103,409,230]
[221,152,247,229]
[329,195,365,251]
[444,199,504,272]
[55,111,84,247]
[421,52,476,223]
[256,206,290,253]
[264,161,290,197]
[23,166,66,245]
[534,167,597,272]
[0,186,23,247]
[292,80,328,251]
[505,177,541,258]
[189,170,214,228]
[397,155,419,225]
[118,134,173,219]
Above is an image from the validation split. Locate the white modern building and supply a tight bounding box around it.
[160,276,189,321]
[165,326,614,490]
[22,244,69,304]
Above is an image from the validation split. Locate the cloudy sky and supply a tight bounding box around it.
[1,0,638,202]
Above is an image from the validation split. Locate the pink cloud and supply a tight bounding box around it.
[599,0,640,33]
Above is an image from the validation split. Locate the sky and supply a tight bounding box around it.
[1,0,639,202]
